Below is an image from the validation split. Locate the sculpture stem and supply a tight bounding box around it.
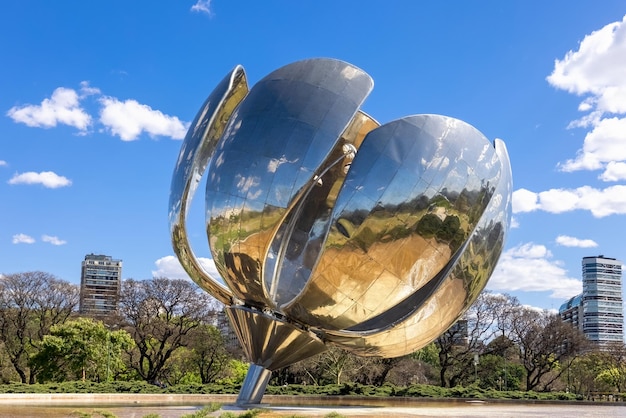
[236,364,272,406]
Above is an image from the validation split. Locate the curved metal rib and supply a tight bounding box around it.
[169,66,249,304]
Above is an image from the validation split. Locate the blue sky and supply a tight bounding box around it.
[2,1,626,312]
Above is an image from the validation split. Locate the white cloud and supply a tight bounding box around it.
[12,233,35,244]
[6,87,91,131]
[536,189,582,214]
[512,188,539,213]
[488,243,582,299]
[79,81,101,97]
[7,83,189,142]
[99,97,188,141]
[512,185,626,218]
[547,15,626,180]
[191,0,213,15]
[559,117,626,173]
[522,304,554,314]
[41,235,67,246]
[152,255,221,282]
[8,171,72,188]
[547,15,626,113]
[555,235,598,248]
[600,161,626,181]
[0,160,6,167]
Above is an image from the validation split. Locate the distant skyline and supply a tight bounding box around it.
[1,2,626,312]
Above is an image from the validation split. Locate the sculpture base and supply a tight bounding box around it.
[225,305,327,371]
[225,305,328,405]
[236,364,272,406]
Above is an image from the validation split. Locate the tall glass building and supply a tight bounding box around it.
[559,294,583,332]
[561,256,624,346]
[581,255,623,345]
[79,253,123,317]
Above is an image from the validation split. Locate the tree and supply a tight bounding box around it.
[436,320,475,387]
[412,342,440,367]
[315,346,355,385]
[596,366,626,392]
[567,351,613,395]
[572,343,626,394]
[597,342,626,392]
[476,354,524,391]
[0,272,78,383]
[350,356,405,386]
[387,356,437,386]
[386,342,441,385]
[435,292,519,387]
[0,341,19,383]
[285,355,321,385]
[510,308,588,391]
[187,324,231,384]
[286,346,359,385]
[31,317,134,382]
[118,277,218,383]
[156,345,197,385]
[225,359,248,384]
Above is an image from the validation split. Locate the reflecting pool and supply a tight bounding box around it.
[1,401,625,418]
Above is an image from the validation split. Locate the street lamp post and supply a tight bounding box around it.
[473,354,479,383]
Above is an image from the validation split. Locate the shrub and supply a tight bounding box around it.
[0,380,585,403]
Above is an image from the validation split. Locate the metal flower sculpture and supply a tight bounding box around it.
[169,58,512,405]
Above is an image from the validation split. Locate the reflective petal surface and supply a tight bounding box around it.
[205,59,373,308]
[284,115,501,332]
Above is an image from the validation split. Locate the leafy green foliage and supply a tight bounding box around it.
[180,404,222,417]
[69,410,118,418]
[219,360,248,385]
[2,273,623,401]
[476,354,524,391]
[411,343,439,367]
[596,365,626,392]
[0,380,586,401]
[30,318,134,383]
[235,409,264,418]
[187,324,231,384]
[324,413,347,418]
